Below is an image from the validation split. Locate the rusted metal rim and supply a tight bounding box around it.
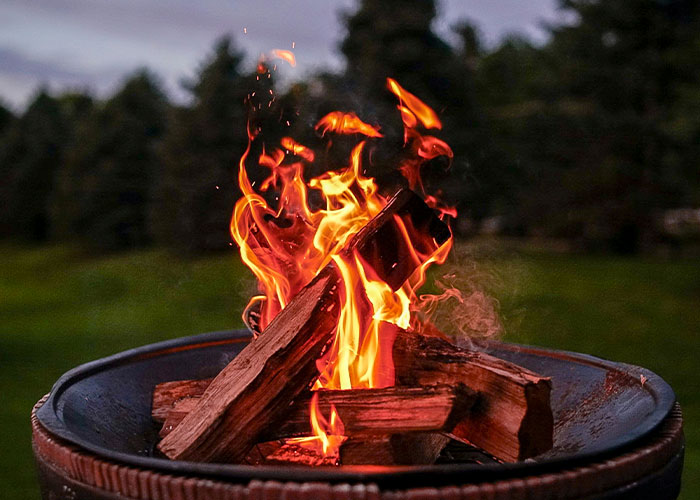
[33,396,684,499]
[35,330,677,487]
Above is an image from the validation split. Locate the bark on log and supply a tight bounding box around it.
[158,190,450,463]
[265,440,345,466]
[252,434,449,466]
[158,268,340,462]
[155,383,476,439]
[152,379,212,423]
[153,330,552,463]
[340,433,451,465]
[393,329,553,462]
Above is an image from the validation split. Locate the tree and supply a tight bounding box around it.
[340,0,454,105]
[338,0,486,219]
[0,90,66,240]
[0,101,13,135]
[149,37,255,253]
[517,0,700,252]
[51,70,168,249]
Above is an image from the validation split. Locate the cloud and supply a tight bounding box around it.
[0,45,134,109]
[0,46,87,82]
[0,0,559,109]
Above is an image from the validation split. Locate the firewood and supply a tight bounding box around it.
[340,433,451,465]
[152,331,552,463]
[158,190,450,463]
[159,398,199,438]
[258,433,450,466]
[341,189,451,291]
[392,329,553,462]
[152,378,212,423]
[265,439,346,466]
[157,268,340,462]
[156,383,476,439]
[244,440,285,465]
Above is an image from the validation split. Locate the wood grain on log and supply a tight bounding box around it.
[155,383,476,439]
[247,434,450,466]
[158,190,450,463]
[393,329,553,462]
[340,433,451,465]
[157,268,341,462]
[152,379,212,423]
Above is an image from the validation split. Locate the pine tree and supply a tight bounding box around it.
[0,101,13,136]
[51,70,167,249]
[0,91,66,240]
[521,0,700,251]
[338,0,484,215]
[149,37,254,253]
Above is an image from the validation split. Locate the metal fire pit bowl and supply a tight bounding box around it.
[33,330,684,499]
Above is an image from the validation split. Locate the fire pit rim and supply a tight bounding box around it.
[36,329,676,486]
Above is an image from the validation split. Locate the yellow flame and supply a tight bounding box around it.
[230,78,455,459]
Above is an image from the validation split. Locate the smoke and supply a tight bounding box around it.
[411,244,504,348]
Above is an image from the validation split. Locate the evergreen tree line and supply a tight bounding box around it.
[1,0,698,254]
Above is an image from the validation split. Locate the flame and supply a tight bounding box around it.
[387,78,441,130]
[270,49,296,67]
[231,78,455,460]
[281,137,315,163]
[315,112,383,138]
[287,392,346,459]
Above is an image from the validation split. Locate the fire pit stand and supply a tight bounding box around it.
[32,330,684,499]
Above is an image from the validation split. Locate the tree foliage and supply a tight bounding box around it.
[149,37,254,253]
[51,70,167,249]
[0,91,67,240]
[511,0,700,251]
[2,1,700,254]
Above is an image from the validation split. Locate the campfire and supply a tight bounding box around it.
[153,76,554,466]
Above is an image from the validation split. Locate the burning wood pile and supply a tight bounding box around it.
[152,77,553,466]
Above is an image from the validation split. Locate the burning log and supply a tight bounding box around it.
[158,190,451,463]
[257,433,451,466]
[158,267,340,462]
[265,440,343,466]
[341,433,451,465]
[393,329,553,462]
[154,382,476,439]
[152,330,553,463]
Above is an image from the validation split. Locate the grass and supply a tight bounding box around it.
[0,242,698,498]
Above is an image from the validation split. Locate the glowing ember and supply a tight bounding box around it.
[230,77,455,459]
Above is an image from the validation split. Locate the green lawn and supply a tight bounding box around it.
[1,243,698,498]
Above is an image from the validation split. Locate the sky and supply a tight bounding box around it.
[0,0,561,111]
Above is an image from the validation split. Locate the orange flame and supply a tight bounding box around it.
[387,78,442,129]
[231,78,455,460]
[287,392,346,459]
[281,136,315,163]
[270,49,296,67]
[315,112,383,138]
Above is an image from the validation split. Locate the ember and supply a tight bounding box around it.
[155,73,553,465]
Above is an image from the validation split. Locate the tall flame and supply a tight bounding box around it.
[230,78,455,459]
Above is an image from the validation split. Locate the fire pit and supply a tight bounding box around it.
[33,329,683,499]
[32,75,684,498]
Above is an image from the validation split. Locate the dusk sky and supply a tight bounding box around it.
[0,0,561,111]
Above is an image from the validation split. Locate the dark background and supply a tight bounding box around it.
[0,1,698,498]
